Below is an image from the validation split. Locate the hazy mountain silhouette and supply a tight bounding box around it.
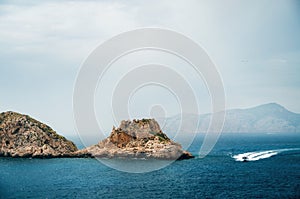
[160,103,300,134]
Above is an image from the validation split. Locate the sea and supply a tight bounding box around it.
[1,133,299,199]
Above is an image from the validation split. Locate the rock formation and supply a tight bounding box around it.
[0,111,193,160]
[0,111,78,158]
[77,119,194,160]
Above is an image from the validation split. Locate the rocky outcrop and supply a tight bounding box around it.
[0,111,78,158]
[0,111,193,160]
[77,119,194,160]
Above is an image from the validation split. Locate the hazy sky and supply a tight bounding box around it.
[1,0,300,136]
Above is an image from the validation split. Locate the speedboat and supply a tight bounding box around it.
[242,156,248,162]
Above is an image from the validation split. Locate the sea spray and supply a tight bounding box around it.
[233,148,300,162]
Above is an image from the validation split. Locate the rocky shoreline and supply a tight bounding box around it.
[0,111,193,160]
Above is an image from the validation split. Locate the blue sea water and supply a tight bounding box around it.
[1,133,300,199]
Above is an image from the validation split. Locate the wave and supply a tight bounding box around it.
[233,148,300,162]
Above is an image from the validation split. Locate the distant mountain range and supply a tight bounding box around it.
[159,103,300,134]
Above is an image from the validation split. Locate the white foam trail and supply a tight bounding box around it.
[233,148,300,162]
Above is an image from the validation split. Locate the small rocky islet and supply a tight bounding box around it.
[0,111,194,160]
[76,119,194,160]
[0,111,78,158]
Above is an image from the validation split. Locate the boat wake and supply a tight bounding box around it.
[233,148,300,162]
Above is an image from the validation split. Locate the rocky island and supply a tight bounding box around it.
[0,111,78,158]
[77,119,194,160]
[0,111,193,160]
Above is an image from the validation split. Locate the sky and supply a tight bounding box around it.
[1,0,300,137]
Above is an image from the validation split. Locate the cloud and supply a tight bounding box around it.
[0,1,139,65]
[1,0,300,136]
[267,58,288,65]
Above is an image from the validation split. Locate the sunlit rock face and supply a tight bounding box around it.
[77,119,194,160]
[0,111,78,158]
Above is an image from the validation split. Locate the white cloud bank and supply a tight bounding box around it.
[0,0,300,136]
